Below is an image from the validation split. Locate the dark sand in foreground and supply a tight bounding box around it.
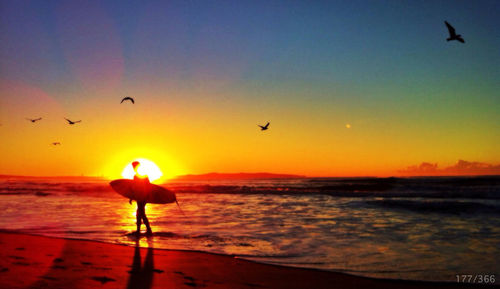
[0,232,486,288]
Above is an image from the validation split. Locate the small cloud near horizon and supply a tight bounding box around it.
[398,160,500,176]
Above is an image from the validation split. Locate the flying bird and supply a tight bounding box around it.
[64,118,81,125]
[121,96,135,104]
[26,117,42,123]
[52,142,61,145]
[445,21,465,43]
[258,122,270,131]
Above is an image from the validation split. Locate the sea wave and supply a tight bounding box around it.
[363,199,500,215]
[1,176,499,199]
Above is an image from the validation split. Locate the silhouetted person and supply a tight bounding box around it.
[258,122,270,131]
[64,118,81,125]
[132,161,153,235]
[121,96,135,104]
[445,21,465,43]
[26,117,42,123]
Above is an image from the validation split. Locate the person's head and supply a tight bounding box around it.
[132,161,140,173]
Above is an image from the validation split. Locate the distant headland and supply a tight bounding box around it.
[172,172,306,181]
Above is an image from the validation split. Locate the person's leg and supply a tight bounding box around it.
[143,216,152,235]
[142,204,152,235]
[136,205,143,234]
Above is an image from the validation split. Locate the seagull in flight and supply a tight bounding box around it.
[52,142,61,146]
[26,117,42,123]
[64,118,81,125]
[121,96,135,104]
[445,21,465,43]
[258,122,270,131]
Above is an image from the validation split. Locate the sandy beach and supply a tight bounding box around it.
[0,231,484,289]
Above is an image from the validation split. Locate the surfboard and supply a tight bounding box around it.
[109,179,176,204]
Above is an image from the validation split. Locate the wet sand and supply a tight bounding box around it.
[0,231,483,288]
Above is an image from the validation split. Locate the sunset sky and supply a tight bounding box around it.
[1,0,499,180]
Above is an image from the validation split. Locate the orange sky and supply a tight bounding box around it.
[1,78,498,181]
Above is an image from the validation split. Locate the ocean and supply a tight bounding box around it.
[0,176,499,283]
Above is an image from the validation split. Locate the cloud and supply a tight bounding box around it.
[398,160,500,176]
[399,162,438,174]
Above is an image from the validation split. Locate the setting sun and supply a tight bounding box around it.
[121,158,163,182]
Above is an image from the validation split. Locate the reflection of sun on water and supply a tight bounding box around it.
[121,158,163,182]
[119,201,138,230]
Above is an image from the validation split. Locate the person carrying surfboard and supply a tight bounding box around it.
[109,161,177,236]
[131,161,153,236]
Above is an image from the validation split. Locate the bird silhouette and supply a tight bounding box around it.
[445,21,465,43]
[26,117,42,123]
[64,118,81,125]
[121,96,135,104]
[52,142,61,145]
[258,122,270,131]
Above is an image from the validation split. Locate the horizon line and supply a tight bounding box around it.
[1,172,499,180]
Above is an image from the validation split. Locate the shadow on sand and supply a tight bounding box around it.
[126,238,155,289]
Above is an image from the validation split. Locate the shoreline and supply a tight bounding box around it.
[0,231,485,288]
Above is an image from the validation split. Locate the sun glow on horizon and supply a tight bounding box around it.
[121,158,163,182]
